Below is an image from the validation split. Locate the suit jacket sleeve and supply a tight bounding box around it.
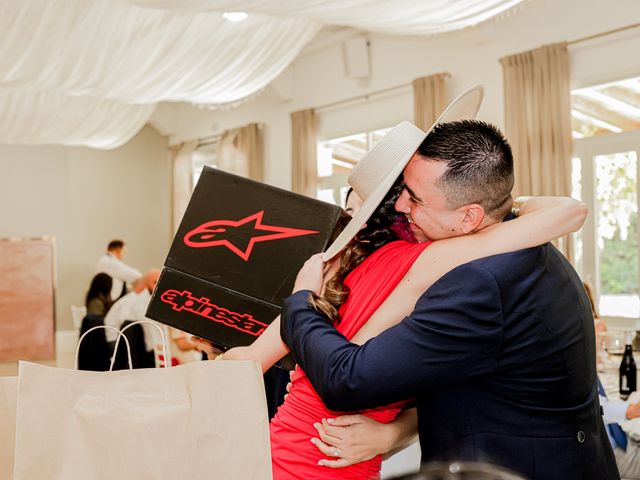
[281,262,504,411]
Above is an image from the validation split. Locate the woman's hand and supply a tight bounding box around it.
[293,253,326,295]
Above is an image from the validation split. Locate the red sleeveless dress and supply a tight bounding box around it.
[270,240,430,480]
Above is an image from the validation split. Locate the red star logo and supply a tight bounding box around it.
[183,211,319,261]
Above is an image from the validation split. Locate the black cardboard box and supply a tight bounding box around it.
[147,167,349,351]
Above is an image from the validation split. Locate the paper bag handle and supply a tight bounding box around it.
[110,320,170,371]
[75,325,132,370]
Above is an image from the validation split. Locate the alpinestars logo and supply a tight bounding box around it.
[160,289,269,337]
[183,210,318,261]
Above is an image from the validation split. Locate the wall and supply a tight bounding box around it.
[156,0,640,190]
[0,126,171,331]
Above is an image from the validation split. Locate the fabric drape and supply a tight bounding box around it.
[217,123,264,181]
[171,141,197,233]
[0,0,527,148]
[0,90,155,149]
[412,73,449,131]
[500,42,574,261]
[291,109,317,197]
[127,0,528,35]
[0,0,319,148]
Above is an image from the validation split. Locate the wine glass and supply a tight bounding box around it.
[605,330,626,357]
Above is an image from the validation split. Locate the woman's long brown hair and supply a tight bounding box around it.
[309,177,405,322]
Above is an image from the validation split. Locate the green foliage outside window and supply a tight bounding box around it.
[600,214,638,294]
[596,152,638,295]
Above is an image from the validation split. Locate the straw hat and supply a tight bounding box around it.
[322,84,484,261]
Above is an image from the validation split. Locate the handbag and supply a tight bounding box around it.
[13,322,272,479]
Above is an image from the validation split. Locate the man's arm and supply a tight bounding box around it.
[110,257,142,283]
[600,394,640,424]
[281,262,503,411]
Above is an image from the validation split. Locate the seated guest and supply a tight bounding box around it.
[585,282,640,478]
[583,281,608,339]
[85,273,113,317]
[95,239,142,301]
[599,379,640,479]
[104,269,161,355]
[170,328,205,364]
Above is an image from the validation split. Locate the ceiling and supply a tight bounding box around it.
[572,77,640,138]
[0,0,528,149]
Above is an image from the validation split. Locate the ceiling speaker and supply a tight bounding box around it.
[342,36,370,78]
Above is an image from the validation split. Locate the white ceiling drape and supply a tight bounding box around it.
[124,0,528,35]
[0,0,320,148]
[0,90,155,149]
[0,0,526,149]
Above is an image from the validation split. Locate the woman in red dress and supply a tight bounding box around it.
[219,94,587,478]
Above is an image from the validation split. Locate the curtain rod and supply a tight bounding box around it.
[195,122,264,148]
[315,83,412,113]
[568,23,640,46]
[196,132,222,149]
[315,73,451,113]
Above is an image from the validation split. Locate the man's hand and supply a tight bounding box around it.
[627,402,640,419]
[310,415,394,468]
[293,253,326,295]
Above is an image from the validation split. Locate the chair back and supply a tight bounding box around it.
[77,314,111,371]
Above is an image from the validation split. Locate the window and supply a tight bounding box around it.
[192,135,250,189]
[192,143,218,189]
[317,127,392,205]
[572,76,640,320]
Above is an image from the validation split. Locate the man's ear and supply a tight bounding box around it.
[458,204,485,234]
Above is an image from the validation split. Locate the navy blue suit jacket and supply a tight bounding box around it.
[281,243,619,479]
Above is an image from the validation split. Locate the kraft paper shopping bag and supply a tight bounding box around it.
[13,324,271,479]
[0,376,17,480]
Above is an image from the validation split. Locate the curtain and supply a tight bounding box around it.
[171,140,197,233]
[290,109,317,197]
[412,73,449,131]
[217,123,264,181]
[500,42,574,261]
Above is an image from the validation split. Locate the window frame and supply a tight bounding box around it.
[574,128,640,329]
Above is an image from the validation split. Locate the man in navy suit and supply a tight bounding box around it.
[281,120,619,479]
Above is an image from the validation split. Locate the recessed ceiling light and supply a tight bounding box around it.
[222,12,248,22]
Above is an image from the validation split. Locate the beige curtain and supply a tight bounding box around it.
[412,73,449,130]
[170,140,197,233]
[500,42,574,261]
[291,108,317,196]
[217,123,264,181]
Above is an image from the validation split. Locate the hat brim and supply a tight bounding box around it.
[322,84,484,262]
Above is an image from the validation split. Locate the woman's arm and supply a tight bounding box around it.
[412,196,587,286]
[223,255,341,372]
[484,195,588,245]
[223,316,289,373]
[353,197,587,342]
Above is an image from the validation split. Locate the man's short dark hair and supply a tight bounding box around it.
[107,240,124,251]
[417,120,514,220]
